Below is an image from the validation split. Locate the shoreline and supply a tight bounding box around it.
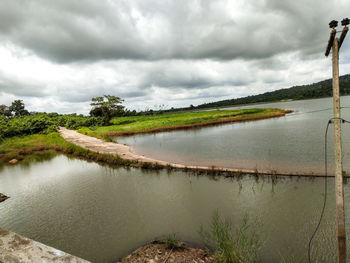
[59,126,332,178]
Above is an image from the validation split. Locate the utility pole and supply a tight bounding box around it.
[325,18,349,263]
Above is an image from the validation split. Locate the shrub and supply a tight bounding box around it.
[0,113,105,139]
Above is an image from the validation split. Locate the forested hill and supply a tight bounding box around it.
[196,74,350,109]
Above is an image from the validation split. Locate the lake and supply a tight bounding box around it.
[118,96,350,175]
[0,155,349,262]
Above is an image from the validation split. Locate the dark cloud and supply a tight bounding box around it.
[0,0,349,114]
[1,0,348,63]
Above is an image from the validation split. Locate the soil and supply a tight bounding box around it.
[117,242,214,263]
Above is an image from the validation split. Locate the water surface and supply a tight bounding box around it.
[118,96,350,174]
[1,156,350,262]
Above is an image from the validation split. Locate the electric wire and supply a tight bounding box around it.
[163,246,174,263]
[307,119,331,263]
[307,117,350,263]
[289,108,332,116]
[284,106,350,116]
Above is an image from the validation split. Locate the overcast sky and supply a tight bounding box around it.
[0,0,349,114]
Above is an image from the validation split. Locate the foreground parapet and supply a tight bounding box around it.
[0,228,89,263]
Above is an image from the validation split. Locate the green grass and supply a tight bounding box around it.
[78,108,287,138]
[0,132,134,166]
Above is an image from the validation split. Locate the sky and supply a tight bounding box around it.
[0,0,349,114]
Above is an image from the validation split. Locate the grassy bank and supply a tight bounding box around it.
[78,108,289,138]
[0,133,134,166]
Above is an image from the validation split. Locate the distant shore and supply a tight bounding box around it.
[78,108,291,139]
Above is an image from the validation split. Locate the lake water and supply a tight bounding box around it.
[1,156,350,262]
[118,96,350,175]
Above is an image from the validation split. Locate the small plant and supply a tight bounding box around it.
[199,210,261,263]
[164,233,182,249]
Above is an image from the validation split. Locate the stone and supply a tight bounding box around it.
[0,193,9,203]
[9,159,18,164]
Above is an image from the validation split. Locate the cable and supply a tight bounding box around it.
[307,119,331,263]
[163,246,174,263]
[307,117,350,263]
[289,108,332,116]
[286,106,350,116]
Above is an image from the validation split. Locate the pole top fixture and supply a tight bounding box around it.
[341,18,349,26]
[329,20,338,28]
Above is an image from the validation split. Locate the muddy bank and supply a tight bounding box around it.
[117,242,214,263]
[106,110,292,137]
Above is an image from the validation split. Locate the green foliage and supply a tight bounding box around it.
[0,113,104,139]
[199,211,261,263]
[90,95,125,123]
[0,104,12,117]
[9,100,29,116]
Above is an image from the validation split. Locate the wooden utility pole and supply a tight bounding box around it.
[332,37,346,263]
[325,19,349,263]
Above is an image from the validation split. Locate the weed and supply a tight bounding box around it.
[164,233,182,249]
[199,210,261,263]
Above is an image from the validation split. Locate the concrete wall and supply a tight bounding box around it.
[0,228,90,263]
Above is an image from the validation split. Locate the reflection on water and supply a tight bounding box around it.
[118,96,350,174]
[0,156,349,262]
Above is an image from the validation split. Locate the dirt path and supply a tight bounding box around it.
[59,127,325,177]
[59,127,165,164]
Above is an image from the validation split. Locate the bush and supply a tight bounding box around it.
[0,113,105,139]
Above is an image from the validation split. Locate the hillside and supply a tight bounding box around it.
[195,74,350,109]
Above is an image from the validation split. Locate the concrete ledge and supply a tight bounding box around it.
[0,228,90,263]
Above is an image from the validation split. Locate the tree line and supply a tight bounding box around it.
[194,74,350,109]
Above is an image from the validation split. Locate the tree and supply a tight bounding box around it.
[90,95,125,124]
[9,100,29,116]
[0,104,12,117]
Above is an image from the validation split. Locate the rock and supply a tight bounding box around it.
[9,159,18,164]
[0,193,9,203]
